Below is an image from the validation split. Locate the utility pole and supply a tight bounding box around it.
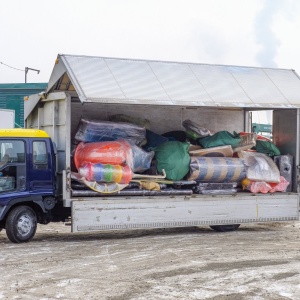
[25,67,40,83]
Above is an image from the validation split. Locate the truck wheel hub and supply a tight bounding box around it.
[17,215,32,236]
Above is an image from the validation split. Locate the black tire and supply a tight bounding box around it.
[210,224,240,232]
[5,206,37,243]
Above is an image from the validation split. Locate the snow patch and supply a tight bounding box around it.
[57,278,81,287]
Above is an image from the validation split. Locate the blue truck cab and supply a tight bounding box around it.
[0,129,56,243]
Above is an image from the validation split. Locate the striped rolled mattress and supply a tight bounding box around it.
[188,157,247,183]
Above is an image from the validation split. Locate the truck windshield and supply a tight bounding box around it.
[0,140,25,192]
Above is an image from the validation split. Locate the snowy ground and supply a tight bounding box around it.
[1,221,300,300]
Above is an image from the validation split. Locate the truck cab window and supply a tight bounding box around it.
[33,141,47,166]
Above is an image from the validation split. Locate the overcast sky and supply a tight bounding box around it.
[1,0,300,84]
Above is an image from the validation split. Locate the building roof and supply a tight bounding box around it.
[0,83,47,90]
[44,54,300,108]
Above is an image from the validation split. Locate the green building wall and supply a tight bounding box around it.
[0,83,47,127]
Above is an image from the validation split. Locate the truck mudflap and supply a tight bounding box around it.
[71,194,299,233]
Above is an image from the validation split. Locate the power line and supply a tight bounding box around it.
[0,61,24,72]
[1,61,40,82]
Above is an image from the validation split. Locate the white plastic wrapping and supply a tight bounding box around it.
[238,151,280,183]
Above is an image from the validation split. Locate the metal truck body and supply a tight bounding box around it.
[0,54,299,242]
[25,94,299,235]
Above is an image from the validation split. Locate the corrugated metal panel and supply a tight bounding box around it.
[0,83,47,127]
[49,54,300,108]
[0,95,6,108]
[0,83,47,90]
[228,67,285,105]
[190,64,250,105]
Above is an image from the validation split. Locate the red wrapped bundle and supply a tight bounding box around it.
[74,140,133,170]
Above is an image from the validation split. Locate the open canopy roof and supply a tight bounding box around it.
[46,54,300,108]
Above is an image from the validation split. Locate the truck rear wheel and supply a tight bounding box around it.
[5,206,37,243]
[210,224,240,232]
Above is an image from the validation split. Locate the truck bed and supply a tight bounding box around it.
[70,193,299,232]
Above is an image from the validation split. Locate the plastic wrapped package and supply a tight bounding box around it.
[242,179,272,194]
[182,119,211,138]
[78,163,133,183]
[238,151,280,183]
[131,144,154,172]
[74,139,154,173]
[242,176,289,193]
[75,118,146,145]
[74,140,133,170]
[269,176,289,192]
[274,155,293,192]
[188,157,247,183]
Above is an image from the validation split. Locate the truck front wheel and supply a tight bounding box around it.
[5,206,37,243]
[210,224,240,232]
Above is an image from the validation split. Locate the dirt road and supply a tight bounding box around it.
[1,221,300,300]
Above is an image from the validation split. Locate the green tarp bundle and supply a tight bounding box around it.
[198,131,242,148]
[255,140,281,157]
[154,141,190,181]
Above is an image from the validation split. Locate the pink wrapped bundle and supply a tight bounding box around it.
[242,176,289,194]
[269,176,289,193]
